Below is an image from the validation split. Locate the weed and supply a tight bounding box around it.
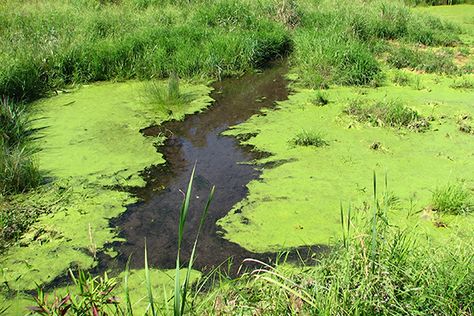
[392,70,412,86]
[31,270,121,315]
[431,183,473,214]
[144,74,191,115]
[0,97,32,147]
[450,77,474,89]
[310,91,329,106]
[387,45,459,74]
[344,99,429,131]
[290,130,328,147]
[0,144,41,195]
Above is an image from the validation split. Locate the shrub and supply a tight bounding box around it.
[431,183,473,214]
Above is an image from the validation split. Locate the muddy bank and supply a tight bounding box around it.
[109,61,325,274]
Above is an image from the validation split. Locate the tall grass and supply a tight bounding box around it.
[0,0,462,100]
[291,0,460,88]
[0,97,40,195]
[0,0,291,102]
[142,165,214,316]
[197,175,474,315]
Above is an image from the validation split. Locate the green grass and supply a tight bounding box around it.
[450,77,474,89]
[310,91,329,106]
[0,0,291,102]
[0,144,41,195]
[344,99,430,131]
[290,130,328,147]
[0,97,40,195]
[387,45,459,74]
[144,74,191,115]
[431,183,473,214]
[195,176,474,315]
[391,70,413,86]
[0,0,463,101]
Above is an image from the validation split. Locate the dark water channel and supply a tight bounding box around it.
[109,60,324,276]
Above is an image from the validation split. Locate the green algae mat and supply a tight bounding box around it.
[220,73,474,252]
[0,81,212,306]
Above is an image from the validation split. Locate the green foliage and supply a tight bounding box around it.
[391,70,412,86]
[431,183,473,214]
[0,97,31,147]
[290,130,328,147]
[0,0,291,102]
[145,74,191,115]
[344,99,430,131]
[31,270,121,315]
[291,0,460,88]
[0,144,41,195]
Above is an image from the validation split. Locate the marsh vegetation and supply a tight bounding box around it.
[0,0,473,315]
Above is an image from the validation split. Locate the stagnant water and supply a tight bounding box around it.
[109,61,325,275]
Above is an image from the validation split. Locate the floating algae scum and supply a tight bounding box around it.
[109,61,324,273]
[0,3,474,314]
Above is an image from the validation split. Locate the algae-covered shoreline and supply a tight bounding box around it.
[1,1,473,315]
[0,80,213,310]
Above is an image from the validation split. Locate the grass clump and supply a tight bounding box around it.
[290,130,328,147]
[387,45,459,74]
[450,77,474,89]
[145,74,191,115]
[0,144,41,195]
[344,99,430,131]
[0,97,41,195]
[391,70,413,86]
[457,114,474,134]
[310,91,329,106]
[0,97,31,147]
[431,183,473,214]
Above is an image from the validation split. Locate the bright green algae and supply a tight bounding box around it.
[0,81,212,297]
[219,73,474,252]
[33,81,213,187]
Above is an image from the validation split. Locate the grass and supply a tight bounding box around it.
[144,74,191,116]
[290,130,328,147]
[310,91,329,106]
[0,97,40,195]
[391,70,413,86]
[450,77,474,89]
[431,183,473,214]
[344,99,430,131]
[0,0,291,102]
[0,144,41,195]
[387,45,459,74]
[24,174,474,315]
[0,0,463,101]
[195,175,474,315]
